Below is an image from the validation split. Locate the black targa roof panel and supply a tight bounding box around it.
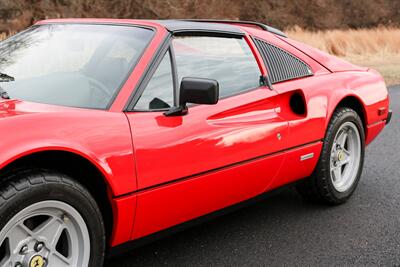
[182,19,287,38]
[154,20,244,36]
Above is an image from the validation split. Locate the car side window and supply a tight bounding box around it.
[172,36,261,99]
[135,51,174,110]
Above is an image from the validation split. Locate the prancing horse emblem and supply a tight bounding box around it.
[30,255,45,267]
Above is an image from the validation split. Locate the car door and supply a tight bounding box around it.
[251,35,328,189]
[125,34,289,238]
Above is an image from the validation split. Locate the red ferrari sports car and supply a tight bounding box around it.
[0,19,391,266]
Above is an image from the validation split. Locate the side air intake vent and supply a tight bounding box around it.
[254,38,313,84]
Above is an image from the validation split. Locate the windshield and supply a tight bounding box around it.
[0,24,154,109]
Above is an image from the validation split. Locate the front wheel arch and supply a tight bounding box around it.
[0,150,114,247]
[0,169,105,266]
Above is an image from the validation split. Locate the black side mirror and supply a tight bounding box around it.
[164,77,219,116]
[180,77,219,106]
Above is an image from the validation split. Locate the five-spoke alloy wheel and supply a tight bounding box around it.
[0,170,105,267]
[0,201,90,267]
[296,107,365,204]
[330,121,362,192]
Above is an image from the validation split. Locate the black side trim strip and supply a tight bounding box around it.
[116,139,323,198]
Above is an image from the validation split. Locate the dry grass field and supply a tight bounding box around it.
[287,27,400,85]
[0,27,399,85]
[0,33,7,41]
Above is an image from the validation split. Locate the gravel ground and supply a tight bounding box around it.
[107,86,400,266]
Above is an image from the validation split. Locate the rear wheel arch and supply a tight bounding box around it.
[0,150,114,245]
[336,95,367,129]
[297,107,365,204]
[327,95,367,134]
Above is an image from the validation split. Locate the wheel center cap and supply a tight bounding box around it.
[338,151,345,161]
[29,255,45,267]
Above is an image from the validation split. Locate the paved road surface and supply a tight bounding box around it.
[106,86,400,266]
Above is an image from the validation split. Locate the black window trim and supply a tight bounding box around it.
[132,47,176,112]
[252,36,314,84]
[169,42,179,107]
[125,31,264,112]
[124,34,173,112]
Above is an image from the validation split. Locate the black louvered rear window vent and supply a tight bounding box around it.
[254,38,313,84]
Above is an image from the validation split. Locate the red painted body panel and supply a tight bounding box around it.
[0,100,136,196]
[132,151,286,239]
[269,142,323,190]
[110,195,137,246]
[0,19,391,248]
[126,87,288,190]
[365,121,386,145]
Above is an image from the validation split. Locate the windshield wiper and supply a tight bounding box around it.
[0,72,15,82]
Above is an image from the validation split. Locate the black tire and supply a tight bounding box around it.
[296,107,365,204]
[0,169,105,266]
